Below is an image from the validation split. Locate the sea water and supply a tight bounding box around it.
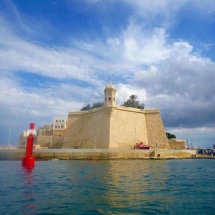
[0,159,215,215]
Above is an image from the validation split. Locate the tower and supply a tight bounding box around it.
[104,82,116,107]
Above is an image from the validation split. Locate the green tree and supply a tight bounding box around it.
[81,104,91,111]
[92,102,104,109]
[81,102,104,111]
[122,95,145,109]
[166,132,176,139]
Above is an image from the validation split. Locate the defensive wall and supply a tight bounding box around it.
[63,107,109,149]
[168,139,187,150]
[62,106,170,150]
[19,82,182,151]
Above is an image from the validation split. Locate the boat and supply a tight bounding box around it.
[134,141,150,150]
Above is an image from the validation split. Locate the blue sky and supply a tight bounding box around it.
[0,0,215,148]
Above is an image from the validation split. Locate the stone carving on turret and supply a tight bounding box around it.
[104,81,116,118]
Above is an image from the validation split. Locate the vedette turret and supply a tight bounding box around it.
[104,81,116,107]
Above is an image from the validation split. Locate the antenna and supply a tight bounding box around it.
[180,123,182,138]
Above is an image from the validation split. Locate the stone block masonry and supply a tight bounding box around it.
[62,82,169,150]
[63,83,170,149]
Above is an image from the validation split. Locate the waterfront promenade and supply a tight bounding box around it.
[0,148,197,160]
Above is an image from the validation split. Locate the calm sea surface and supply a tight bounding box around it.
[0,159,215,215]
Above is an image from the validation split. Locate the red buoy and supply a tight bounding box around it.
[22,123,35,167]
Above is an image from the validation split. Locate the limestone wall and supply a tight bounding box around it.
[110,107,147,149]
[169,139,186,150]
[36,136,52,148]
[36,136,64,149]
[144,110,169,149]
[51,137,64,149]
[53,130,66,137]
[63,107,110,149]
[62,106,169,150]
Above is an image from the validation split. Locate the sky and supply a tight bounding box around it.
[0,0,215,148]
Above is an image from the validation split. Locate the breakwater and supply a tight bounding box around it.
[0,149,197,160]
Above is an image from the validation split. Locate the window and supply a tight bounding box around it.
[108,97,111,101]
[56,120,58,122]
[55,125,57,128]
[59,120,61,122]
[61,125,64,128]
[62,120,64,122]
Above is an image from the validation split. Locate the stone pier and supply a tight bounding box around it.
[0,149,197,160]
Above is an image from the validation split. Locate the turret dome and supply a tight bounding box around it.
[104,81,116,90]
[104,81,116,107]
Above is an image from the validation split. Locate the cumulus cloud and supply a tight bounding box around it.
[0,0,215,147]
[133,49,215,130]
[122,26,170,64]
[0,34,94,82]
[116,83,147,105]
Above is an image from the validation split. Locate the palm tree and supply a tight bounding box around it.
[122,95,144,109]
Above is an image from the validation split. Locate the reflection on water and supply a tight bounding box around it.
[0,160,215,214]
[22,166,37,215]
[104,161,171,214]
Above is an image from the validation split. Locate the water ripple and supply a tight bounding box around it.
[0,159,215,214]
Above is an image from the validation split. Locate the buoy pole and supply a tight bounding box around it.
[22,123,35,167]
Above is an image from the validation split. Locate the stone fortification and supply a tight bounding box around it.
[63,106,169,149]
[36,136,52,148]
[36,136,64,149]
[168,139,187,150]
[63,82,169,149]
[144,110,169,149]
[35,124,66,149]
[63,107,110,149]
[110,107,169,149]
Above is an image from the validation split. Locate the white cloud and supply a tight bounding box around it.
[122,25,170,64]
[166,127,215,148]
[116,83,146,105]
[0,0,215,147]
[0,18,107,84]
[106,38,121,46]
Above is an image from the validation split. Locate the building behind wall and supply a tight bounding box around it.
[35,125,52,148]
[168,139,187,150]
[63,82,170,149]
[52,117,67,148]
[34,118,67,149]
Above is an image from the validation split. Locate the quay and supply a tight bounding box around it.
[0,149,198,160]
